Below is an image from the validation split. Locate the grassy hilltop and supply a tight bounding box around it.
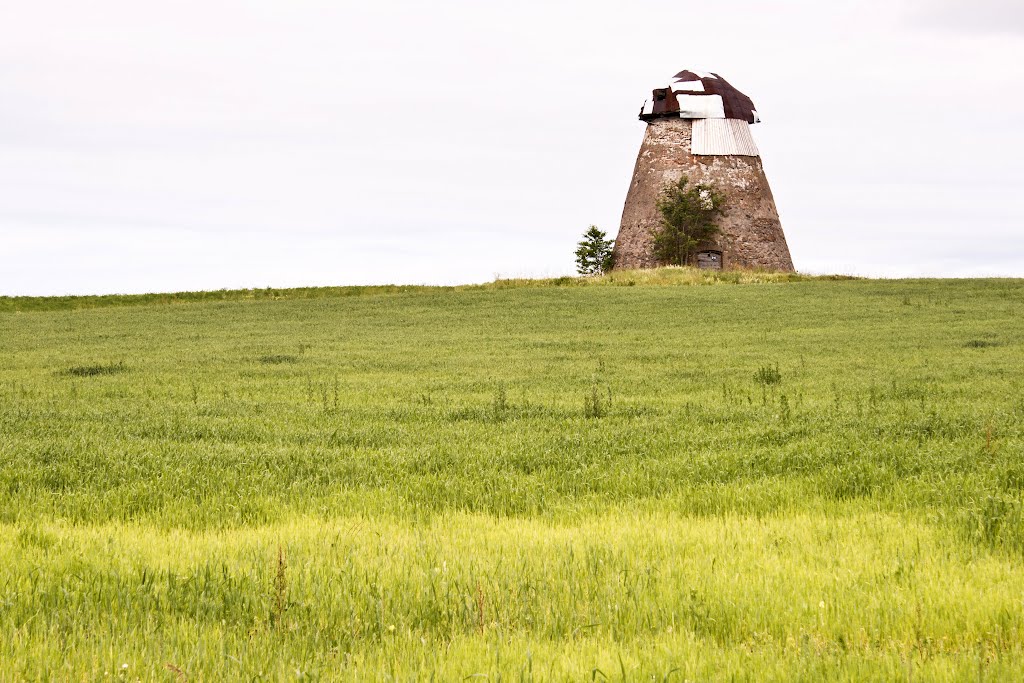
[1,269,1023,680]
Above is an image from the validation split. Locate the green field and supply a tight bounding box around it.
[2,270,1022,681]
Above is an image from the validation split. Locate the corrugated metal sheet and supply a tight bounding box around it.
[691,119,760,156]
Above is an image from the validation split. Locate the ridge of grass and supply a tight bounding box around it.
[0,267,852,313]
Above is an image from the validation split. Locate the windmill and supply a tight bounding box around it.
[613,70,794,272]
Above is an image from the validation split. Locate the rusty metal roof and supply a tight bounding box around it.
[639,70,759,124]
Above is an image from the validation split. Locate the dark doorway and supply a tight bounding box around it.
[696,250,722,270]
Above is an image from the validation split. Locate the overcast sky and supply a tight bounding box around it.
[1,0,1022,295]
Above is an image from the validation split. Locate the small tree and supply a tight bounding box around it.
[575,226,615,275]
[652,176,725,267]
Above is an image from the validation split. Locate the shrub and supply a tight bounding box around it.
[492,384,509,419]
[653,176,725,266]
[583,383,610,418]
[754,364,782,386]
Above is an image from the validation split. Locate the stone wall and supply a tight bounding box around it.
[613,118,794,272]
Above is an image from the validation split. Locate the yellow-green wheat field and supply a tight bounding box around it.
[1,269,1022,681]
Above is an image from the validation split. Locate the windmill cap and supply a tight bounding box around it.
[641,70,760,124]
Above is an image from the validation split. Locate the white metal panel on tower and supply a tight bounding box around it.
[691,119,760,156]
[671,80,705,93]
[676,94,725,119]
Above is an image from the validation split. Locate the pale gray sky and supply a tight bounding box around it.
[1,0,1022,295]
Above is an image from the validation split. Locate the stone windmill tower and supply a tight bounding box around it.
[613,70,794,271]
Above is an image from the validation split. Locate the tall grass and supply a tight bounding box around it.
[1,272,1022,679]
